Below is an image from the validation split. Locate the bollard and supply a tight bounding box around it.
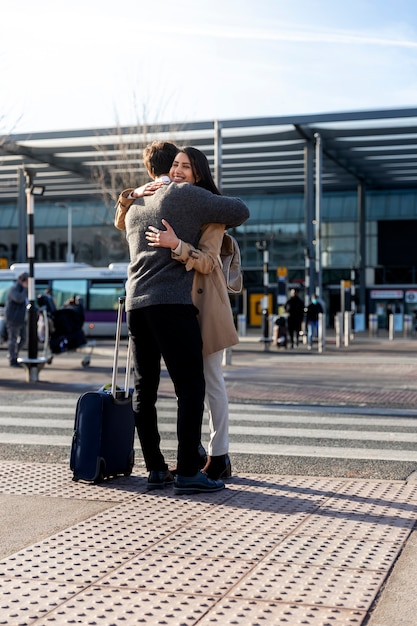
[404,314,412,338]
[344,311,351,347]
[388,313,394,340]
[318,312,325,353]
[349,310,355,341]
[20,359,48,383]
[369,314,378,337]
[237,314,247,337]
[222,347,232,366]
[259,303,272,352]
[335,313,343,348]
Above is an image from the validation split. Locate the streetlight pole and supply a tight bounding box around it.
[26,183,38,363]
[18,177,48,382]
[314,132,322,300]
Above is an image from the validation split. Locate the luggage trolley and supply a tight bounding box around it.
[37,296,96,367]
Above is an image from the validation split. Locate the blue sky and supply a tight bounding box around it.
[2,0,417,134]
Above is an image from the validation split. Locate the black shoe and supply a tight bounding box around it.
[174,471,225,495]
[203,454,232,480]
[9,359,21,368]
[147,469,174,491]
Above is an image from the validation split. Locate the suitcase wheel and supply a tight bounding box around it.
[94,459,106,483]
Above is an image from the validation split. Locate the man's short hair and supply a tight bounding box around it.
[142,141,178,177]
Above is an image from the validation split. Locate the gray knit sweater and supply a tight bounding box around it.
[124,182,249,312]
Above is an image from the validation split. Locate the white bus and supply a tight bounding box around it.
[0,262,128,337]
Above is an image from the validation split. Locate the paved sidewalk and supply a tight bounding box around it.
[1,461,417,625]
[1,331,417,624]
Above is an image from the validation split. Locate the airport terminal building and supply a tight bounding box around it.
[1,107,417,328]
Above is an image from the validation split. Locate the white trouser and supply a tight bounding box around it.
[203,350,229,456]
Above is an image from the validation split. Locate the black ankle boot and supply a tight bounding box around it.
[170,443,207,476]
[203,454,232,480]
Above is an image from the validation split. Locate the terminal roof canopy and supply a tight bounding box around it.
[1,107,417,201]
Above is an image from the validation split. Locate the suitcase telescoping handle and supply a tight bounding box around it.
[111,297,131,398]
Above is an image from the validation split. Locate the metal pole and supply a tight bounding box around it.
[358,184,366,314]
[340,280,346,318]
[304,143,315,300]
[213,120,222,191]
[304,249,310,308]
[350,268,356,339]
[19,180,48,381]
[17,168,27,263]
[67,204,74,263]
[261,245,270,351]
[256,240,271,351]
[303,248,310,344]
[25,186,38,362]
[314,133,322,300]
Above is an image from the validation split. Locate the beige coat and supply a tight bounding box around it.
[172,223,239,357]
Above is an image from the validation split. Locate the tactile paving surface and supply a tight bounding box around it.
[1,462,417,625]
[0,460,146,501]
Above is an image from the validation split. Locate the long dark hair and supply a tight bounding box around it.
[179,146,221,195]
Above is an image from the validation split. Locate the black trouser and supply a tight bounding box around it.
[287,318,301,346]
[127,304,205,477]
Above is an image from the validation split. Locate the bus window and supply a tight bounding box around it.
[51,279,88,309]
[0,280,49,307]
[89,281,125,311]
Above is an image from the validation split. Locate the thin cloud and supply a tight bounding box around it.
[152,21,417,50]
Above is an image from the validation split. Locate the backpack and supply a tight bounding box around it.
[219,232,243,294]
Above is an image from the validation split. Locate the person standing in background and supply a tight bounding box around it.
[306,295,324,350]
[4,272,28,367]
[285,288,304,348]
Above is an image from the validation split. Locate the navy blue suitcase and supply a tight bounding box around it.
[70,298,135,482]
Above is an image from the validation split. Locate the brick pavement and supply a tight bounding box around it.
[1,331,417,409]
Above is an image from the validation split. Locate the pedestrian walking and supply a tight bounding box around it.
[4,272,28,367]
